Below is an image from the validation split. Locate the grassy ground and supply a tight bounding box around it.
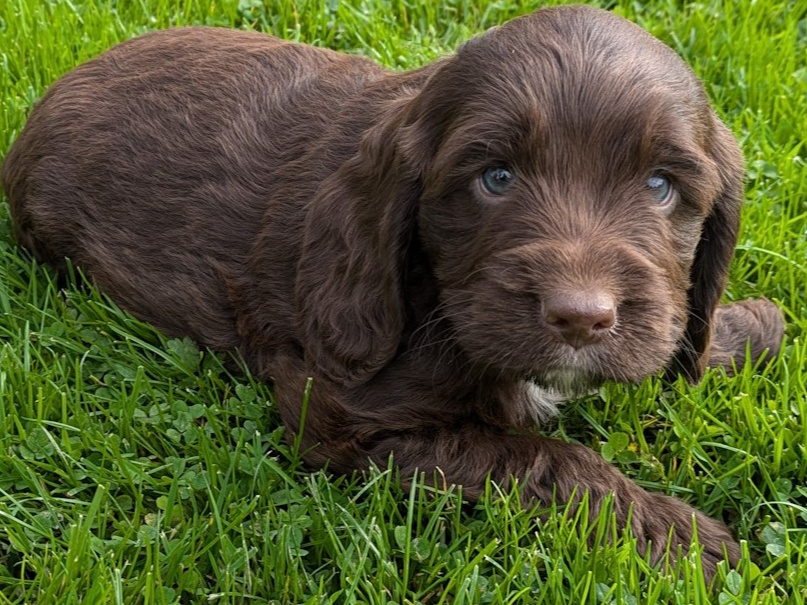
[1,0,806,603]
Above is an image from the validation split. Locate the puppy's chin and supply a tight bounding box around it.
[517,366,595,424]
[529,368,601,399]
[523,347,675,424]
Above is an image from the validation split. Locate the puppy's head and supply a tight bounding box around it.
[297,6,742,391]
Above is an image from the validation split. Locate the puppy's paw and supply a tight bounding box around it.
[708,298,785,374]
[634,493,740,584]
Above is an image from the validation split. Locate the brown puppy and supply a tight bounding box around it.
[2,5,785,579]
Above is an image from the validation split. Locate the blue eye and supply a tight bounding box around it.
[481,166,515,195]
[647,173,673,205]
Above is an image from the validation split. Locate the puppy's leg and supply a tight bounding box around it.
[363,428,738,582]
[268,351,739,582]
[272,380,738,581]
[708,298,785,374]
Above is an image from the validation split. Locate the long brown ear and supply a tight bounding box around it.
[294,81,450,386]
[294,118,413,386]
[667,117,744,382]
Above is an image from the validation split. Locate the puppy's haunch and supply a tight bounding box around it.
[2,5,785,579]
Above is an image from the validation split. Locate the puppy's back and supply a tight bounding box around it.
[2,27,384,348]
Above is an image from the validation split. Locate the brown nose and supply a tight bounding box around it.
[542,292,616,348]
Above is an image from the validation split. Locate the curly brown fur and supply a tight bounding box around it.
[2,5,786,581]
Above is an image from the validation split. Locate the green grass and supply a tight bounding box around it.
[1,0,806,603]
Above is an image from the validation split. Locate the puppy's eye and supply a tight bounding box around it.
[647,173,674,205]
[480,166,515,195]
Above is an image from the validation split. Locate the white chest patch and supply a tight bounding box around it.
[523,382,569,424]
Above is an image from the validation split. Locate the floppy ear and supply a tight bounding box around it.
[294,117,413,386]
[667,117,744,382]
[294,82,451,386]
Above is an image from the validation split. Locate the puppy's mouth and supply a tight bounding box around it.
[444,276,685,392]
[524,334,667,396]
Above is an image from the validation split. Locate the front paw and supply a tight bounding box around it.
[633,492,740,583]
[708,298,785,374]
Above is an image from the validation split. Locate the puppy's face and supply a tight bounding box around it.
[411,8,733,395]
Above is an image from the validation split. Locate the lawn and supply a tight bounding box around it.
[1,0,806,603]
